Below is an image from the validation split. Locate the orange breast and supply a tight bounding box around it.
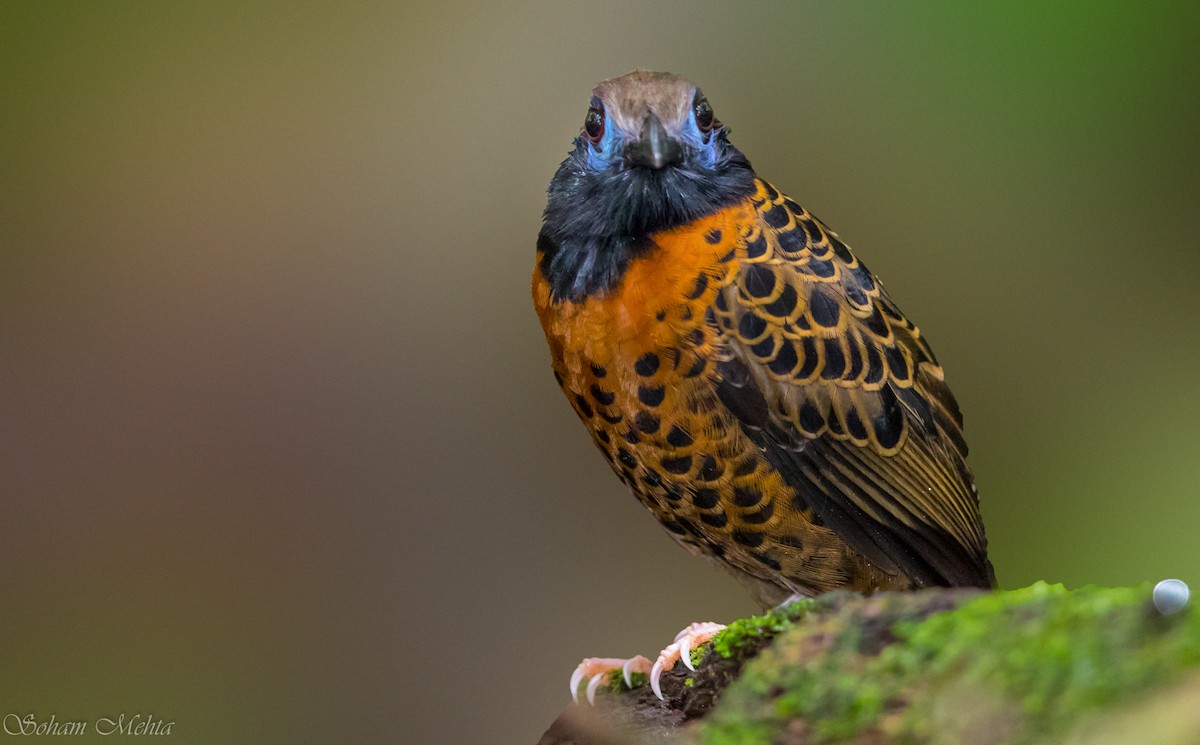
[532,203,750,376]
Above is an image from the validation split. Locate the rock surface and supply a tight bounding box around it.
[539,583,1200,744]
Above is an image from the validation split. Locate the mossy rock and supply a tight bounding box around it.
[539,583,1200,745]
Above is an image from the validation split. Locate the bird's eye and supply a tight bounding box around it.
[694,97,714,132]
[584,106,605,143]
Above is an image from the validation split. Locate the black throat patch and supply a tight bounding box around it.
[539,133,756,302]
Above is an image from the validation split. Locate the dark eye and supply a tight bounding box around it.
[694,97,714,132]
[584,106,605,143]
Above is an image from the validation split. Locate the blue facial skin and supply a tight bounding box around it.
[582,95,720,172]
[540,92,758,301]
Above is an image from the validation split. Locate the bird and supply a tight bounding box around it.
[533,70,995,701]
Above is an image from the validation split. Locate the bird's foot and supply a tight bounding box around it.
[648,621,726,700]
[569,656,652,704]
[569,621,728,704]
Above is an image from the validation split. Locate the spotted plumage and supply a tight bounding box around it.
[534,71,994,609]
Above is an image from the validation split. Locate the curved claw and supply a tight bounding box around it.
[570,667,584,703]
[570,656,652,704]
[648,622,727,700]
[680,634,696,672]
[622,655,652,687]
[585,672,605,704]
[650,658,666,700]
[570,658,624,703]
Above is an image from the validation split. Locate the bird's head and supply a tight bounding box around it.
[540,71,757,300]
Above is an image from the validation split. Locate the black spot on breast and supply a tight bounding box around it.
[617,448,637,469]
[767,340,798,375]
[641,469,662,488]
[599,409,622,424]
[821,339,846,379]
[714,290,729,313]
[574,394,594,419]
[683,357,707,378]
[685,329,704,347]
[707,542,726,557]
[663,484,683,501]
[753,553,782,571]
[718,247,736,263]
[656,309,666,321]
[799,402,825,434]
[635,411,660,434]
[666,426,693,447]
[638,386,665,407]
[663,520,687,535]
[700,511,728,528]
[661,455,692,474]
[704,228,722,244]
[692,488,719,509]
[733,459,758,477]
[743,499,775,524]
[738,312,769,343]
[686,272,709,299]
[733,487,762,507]
[681,307,693,322]
[745,233,768,259]
[733,530,764,548]
[810,291,841,328]
[743,263,776,299]
[590,364,607,378]
[635,352,660,377]
[621,428,639,444]
[590,383,615,406]
[790,493,810,512]
[698,454,722,481]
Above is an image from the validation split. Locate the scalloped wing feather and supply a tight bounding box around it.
[712,181,993,587]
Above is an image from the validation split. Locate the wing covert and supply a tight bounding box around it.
[712,180,993,588]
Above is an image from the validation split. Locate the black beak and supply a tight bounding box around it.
[625,112,682,170]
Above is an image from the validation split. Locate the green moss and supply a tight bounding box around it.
[710,597,817,660]
[599,669,647,695]
[700,583,1200,745]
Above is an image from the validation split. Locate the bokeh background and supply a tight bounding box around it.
[3,2,1198,743]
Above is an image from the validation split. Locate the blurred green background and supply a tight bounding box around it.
[2,2,1198,743]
